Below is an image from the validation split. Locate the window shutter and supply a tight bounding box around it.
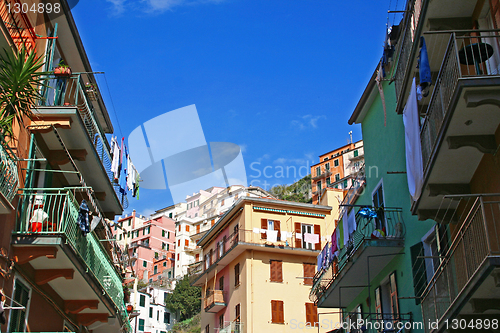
[274,220,281,241]
[234,263,240,286]
[314,224,321,251]
[410,242,426,305]
[276,261,283,282]
[295,223,302,248]
[305,303,318,326]
[270,260,276,282]
[277,301,284,323]
[303,263,314,286]
[261,219,267,239]
[185,239,189,247]
[271,300,278,323]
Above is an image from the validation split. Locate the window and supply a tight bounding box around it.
[235,304,241,323]
[147,226,151,234]
[162,242,165,249]
[163,262,167,267]
[271,300,284,324]
[334,159,339,167]
[335,173,340,181]
[196,253,199,261]
[221,199,225,206]
[139,295,146,307]
[167,244,170,251]
[186,225,190,232]
[185,239,189,247]
[205,324,209,333]
[178,239,180,246]
[167,231,170,239]
[354,149,359,157]
[177,253,180,260]
[9,278,30,333]
[119,234,122,241]
[143,261,147,268]
[178,225,181,232]
[168,271,172,278]
[211,219,215,226]
[372,182,386,232]
[162,230,165,237]
[315,166,321,176]
[169,212,173,218]
[326,177,331,186]
[303,263,315,286]
[155,252,159,258]
[234,263,240,286]
[114,224,117,231]
[128,219,131,226]
[317,181,322,193]
[325,162,330,171]
[305,303,318,327]
[196,225,200,233]
[127,231,131,238]
[219,276,224,291]
[375,272,399,321]
[343,180,348,188]
[260,219,281,241]
[154,265,158,274]
[138,318,145,331]
[270,260,283,282]
[149,307,153,318]
[219,314,224,329]
[164,312,170,324]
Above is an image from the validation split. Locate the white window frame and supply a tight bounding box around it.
[8,275,32,333]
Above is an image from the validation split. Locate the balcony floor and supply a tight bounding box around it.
[317,239,404,308]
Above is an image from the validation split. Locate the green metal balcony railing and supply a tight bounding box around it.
[14,189,126,317]
[0,140,19,203]
[39,74,127,209]
[421,194,500,333]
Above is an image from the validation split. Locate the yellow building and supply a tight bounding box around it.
[190,197,341,333]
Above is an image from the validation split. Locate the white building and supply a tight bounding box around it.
[174,185,273,278]
[131,285,176,333]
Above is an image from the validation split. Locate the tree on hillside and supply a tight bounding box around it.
[270,175,312,203]
[165,275,201,321]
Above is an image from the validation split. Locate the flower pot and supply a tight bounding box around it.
[54,66,72,76]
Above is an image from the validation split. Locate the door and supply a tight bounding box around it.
[302,224,313,250]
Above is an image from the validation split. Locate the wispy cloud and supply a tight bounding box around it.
[106,0,226,13]
[290,114,327,130]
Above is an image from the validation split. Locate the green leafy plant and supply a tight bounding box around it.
[165,275,201,321]
[0,47,48,137]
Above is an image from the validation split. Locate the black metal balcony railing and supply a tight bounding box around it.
[39,73,128,209]
[420,32,500,175]
[394,0,424,105]
[0,141,19,203]
[421,194,500,332]
[311,206,405,304]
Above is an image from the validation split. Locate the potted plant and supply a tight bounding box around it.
[53,59,71,76]
[85,82,98,101]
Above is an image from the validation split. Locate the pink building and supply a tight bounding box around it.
[128,216,176,283]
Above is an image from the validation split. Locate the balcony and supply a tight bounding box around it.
[0,141,19,213]
[411,31,500,214]
[420,194,500,333]
[216,321,243,333]
[187,261,203,284]
[30,73,124,218]
[204,289,226,313]
[192,224,323,286]
[311,207,405,308]
[12,189,129,328]
[312,170,332,181]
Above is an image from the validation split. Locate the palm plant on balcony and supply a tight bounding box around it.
[0,47,48,138]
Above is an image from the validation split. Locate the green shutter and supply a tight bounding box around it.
[139,318,145,330]
[9,279,30,333]
[410,242,427,305]
[140,294,146,307]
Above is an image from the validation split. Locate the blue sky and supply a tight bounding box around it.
[71,0,403,217]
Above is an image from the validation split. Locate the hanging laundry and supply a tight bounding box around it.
[111,139,120,181]
[376,63,387,127]
[317,250,323,271]
[267,230,278,243]
[342,209,349,246]
[304,233,319,244]
[126,155,135,192]
[77,200,90,236]
[359,207,377,218]
[331,229,338,257]
[418,36,432,97]
[296,232,302,240]
[133,172,140,199]
[322,243,330,269]
[404,78,424,201]
[253,228,260,234]
[90,216,101,232]
[347,209,357,236]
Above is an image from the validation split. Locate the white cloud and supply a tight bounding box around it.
[291,114,327,130]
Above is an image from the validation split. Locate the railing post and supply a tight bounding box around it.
[452,33,462,78]
[479,196,493,253]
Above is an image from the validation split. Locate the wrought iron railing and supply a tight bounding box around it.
[0,140,18,203]
[420,32,500,175]
[14,189,127,317]
[421,194,500,332]
[311,206,405,304]
[38,73,127,209]
[393,0,425,108]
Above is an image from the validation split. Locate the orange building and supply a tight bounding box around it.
[310,140,364,204]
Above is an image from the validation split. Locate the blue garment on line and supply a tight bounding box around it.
[419,36,432,88]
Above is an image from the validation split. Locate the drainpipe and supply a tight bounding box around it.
[250,249,254,333]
